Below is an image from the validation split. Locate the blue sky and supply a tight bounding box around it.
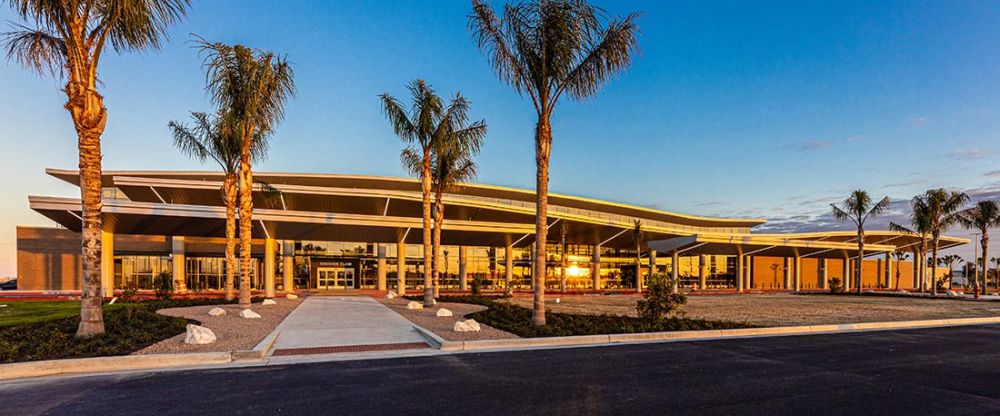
[2,0,1000,276]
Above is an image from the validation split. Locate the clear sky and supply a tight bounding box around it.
[2,0,1000,276]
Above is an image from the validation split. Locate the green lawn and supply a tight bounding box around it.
[0,301,121,327]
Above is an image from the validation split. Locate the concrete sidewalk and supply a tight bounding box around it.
[268,296,428,356]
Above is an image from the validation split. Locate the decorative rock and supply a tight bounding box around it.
[208,307,227,317]
[386,291,397,299]
[454,319,481,332]
[899,290,910,294]
[108,297,118,305]
[184,324,217,345]
[863,290,876,294]
[405,301,423,310]
[555,298,561,304]
[436,308,453,317]
[946,290,963,297]
[239,309,261,319]
[262,298,277,306]
[286,294,299,300]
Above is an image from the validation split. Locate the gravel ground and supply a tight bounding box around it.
[136,298,303,354]
[505,293,1000,327]
[377,297,519,341]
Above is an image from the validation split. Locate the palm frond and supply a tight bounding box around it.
[469,0,530,102]
[400,146,422,178]
[558,11,640,101]
[379,92,416,142]
[2,23,65,76]
[93,0,189,54]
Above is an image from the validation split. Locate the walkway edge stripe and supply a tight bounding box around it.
[0,352,233,381]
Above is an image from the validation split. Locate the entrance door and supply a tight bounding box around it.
[317,267,354,290]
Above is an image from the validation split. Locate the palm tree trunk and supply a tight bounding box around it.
[981,235,989,294]
[856,230,864,294]
[931,237,940,296]
[432,192,444,298]
[635,250,641,293]
[68,79,108,337]
[560,244,567,294]
[238,150,254,307]
[223,176,238,301]
[532,118,551,326]
[421,149,434,307]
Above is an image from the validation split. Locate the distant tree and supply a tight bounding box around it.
[197,39,296,306]
[957,200,1000,295]
[470,0,641,326]
[891,198,933,292]
[2,0,189,336]
[920,189,969,295]
[937,254,963,290]
[831,190,891,293]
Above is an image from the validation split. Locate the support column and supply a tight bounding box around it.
[736,246,744,292]
[376,244,387,291]
[783,258,791,289]
[842,252,851,292]
[458,246,468,291]
[820,258,829,290]
[643,250,655,292]
[171,236,187,293]
[671,250,680,294]
[282,240,294,292]
[505,244,513,294]
[397,240,407,295]
[101,231,114,297]
[745,256,753,289]
[698,254,707,290]
[592,245,601,290]
[885,252,893,289]
[793,252,802,292]
[264,238,275,298]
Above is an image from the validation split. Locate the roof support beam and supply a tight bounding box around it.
[600,228,630,246]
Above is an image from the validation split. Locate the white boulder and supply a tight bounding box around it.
[239,308,261,319]
[286,294,299,300]
[208,307,227,317]
[946,290,963,297]
[555,298,561,304]
[863,290,876,294]
[184,324,217,345]
[262,298,277,306]
[436,308,453,317]
[386,291,397,299]
[454,319,481,332]
[405,301,423,310]
[108,297,118,305]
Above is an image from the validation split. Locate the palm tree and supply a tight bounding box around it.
[169,112,269,301]
[559,221,569,293]
[831,190,891,293]
[3,0,189,336]
[383,80,475,307]
[890,198,932,292]
[920,189,969,295]
[631,220,644,293]
[423,97,486,298]
[992,257,1000,291]
[937,254,963,290]
[469,0,640,325]
[891,250,909,290]
[957,200,1000,295]
[197,39,295,307]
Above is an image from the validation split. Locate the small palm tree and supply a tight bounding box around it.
[3,0,189,337]
[197,39,295,307]
[631,220,644,293]
[920,189,969,295]
[891,198,933,291]
[831,190,891,293]
[937,254,963,290]
[470,0,641,326]
[169,112,269,300]
[891,250,909,290]
[384,80,479,307]
[958,200,1000,295]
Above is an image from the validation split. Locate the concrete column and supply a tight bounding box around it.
[744,256,752,289]
[736,247,744,292]
[282,240,295,292]
[885,252,893,289]
[592,245,601,290]
[264,238,276,298]
[101,231,114,297]
[505,244,513,293]
[842,252,851,291]
[171,236,187,293]
[820,258,829,290]
[782,258,791,289]
[376,244,387,291]
[698,254,707,290]
[671,250,680,294]
[458,246,468,291]
[793,254,802,292]
[397,240,407,295]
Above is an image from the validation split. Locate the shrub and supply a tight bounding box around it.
[152,271,173,300]
[828,277,843,293]
[470,275,484,296]
[636,273,687,321]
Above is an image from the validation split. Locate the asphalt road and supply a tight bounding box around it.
[4,325,1000,416]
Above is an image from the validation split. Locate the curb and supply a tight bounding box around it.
[0,352,233,381]
[232,330,281,362]
[416,316,1000,352]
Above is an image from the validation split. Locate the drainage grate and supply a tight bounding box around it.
[271,342,429,356]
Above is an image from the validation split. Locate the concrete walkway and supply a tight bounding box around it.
[268,296,427,356]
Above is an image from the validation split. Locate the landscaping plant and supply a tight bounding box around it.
[636,273,687,321]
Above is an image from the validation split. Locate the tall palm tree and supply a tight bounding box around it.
[891,250,908,290]
[631,220,644,293]
[422,96,486,298]
[197,39,295,307]
[921,189,969,295]
[890,198,932,292]
[383,80,472,307]
[937,254,963,290]
[169,112,268,300]
[831,190,891,293]
[469,0,640,325]
[957,200,1000,295]
[3,0,188,336]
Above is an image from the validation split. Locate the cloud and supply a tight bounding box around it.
[882,179,927,189]
[985,170,1000,178]
[911,117,927,128]
[788,140,831,152]
[947,147,991,161]
[844,134,865,142]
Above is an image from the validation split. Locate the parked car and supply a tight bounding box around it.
[0,279,16,290]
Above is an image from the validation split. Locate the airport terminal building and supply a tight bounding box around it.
[16,169,966,295]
